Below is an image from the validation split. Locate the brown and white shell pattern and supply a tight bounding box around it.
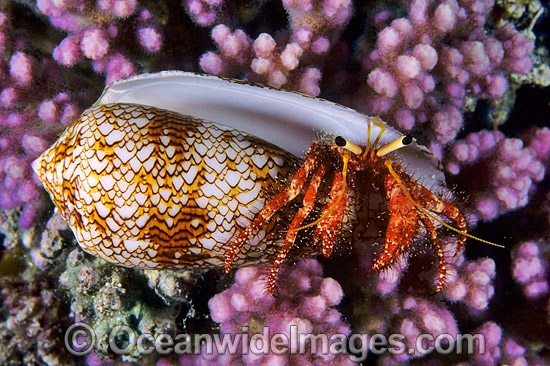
[33,102,324,269]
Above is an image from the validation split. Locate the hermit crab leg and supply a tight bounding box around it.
[416,209,448,291]
[224,142,320,272]
[446,207,467,254]
[412,184,468,255]
[266,164,327,294]
[313,169,349,258]
[372,175,419,272]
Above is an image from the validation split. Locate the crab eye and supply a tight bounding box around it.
[402,135,413,145]
[334,136,363,155]
[335,136,346,147]
[376,134,416,157]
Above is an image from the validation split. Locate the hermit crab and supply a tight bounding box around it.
[33,71,492,294]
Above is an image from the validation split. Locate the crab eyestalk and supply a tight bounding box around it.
[377,135,414,157]
[335,136,363,155]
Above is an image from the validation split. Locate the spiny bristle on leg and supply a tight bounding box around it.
[247,266,277,298]
[376,254,407,278]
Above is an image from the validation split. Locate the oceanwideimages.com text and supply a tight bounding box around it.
[65,323,486,362]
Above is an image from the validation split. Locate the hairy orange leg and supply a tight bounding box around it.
[372,176,419,271]
[224,143,321,272]
[413,184,467,255]
[416,209,448,291]
[313,170,349,258]
[265,164,327,294]
[375,168,462,291]
[388,156,502,254]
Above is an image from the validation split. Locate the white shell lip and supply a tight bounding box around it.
[94,71,445,192]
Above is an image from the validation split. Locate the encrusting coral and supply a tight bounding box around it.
[0,0,549,365]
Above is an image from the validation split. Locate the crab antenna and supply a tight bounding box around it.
[383,160,505,248]
[377,135,414,157]
[364,118,373,158]
[289,155,349,232]
[370,117,386,159]
[335,136,363,155]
